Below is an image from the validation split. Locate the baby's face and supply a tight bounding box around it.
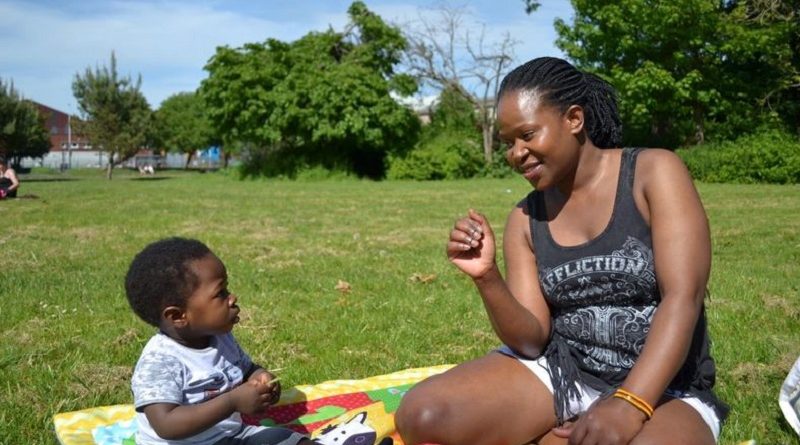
[183,254,240,336]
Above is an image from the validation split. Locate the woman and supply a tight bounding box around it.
[395,57,727,445]
[0,156,20,199]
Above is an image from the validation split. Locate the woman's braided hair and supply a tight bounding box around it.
[498,57,622,148]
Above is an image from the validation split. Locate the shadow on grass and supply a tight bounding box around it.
[129,176,173,181]
[21,177,80,182]
[775,411,797,439]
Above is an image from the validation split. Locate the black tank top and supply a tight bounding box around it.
[526,147,728,424]
[0,176,16,198]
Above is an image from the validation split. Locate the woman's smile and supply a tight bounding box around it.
[519,160,544,182]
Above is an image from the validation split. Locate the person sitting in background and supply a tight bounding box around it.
[0,156,20,199]
[138,163,155,176]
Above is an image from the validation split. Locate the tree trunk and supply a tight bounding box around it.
[105,152,115,180]
[184,151,194,169]
[693,105,705,145]
[482,125,493,164]
[480,107,496,165]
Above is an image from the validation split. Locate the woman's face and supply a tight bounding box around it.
[497,89,583,190]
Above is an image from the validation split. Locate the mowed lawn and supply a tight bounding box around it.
[1,169,798,444]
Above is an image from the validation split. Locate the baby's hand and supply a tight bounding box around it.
[229,378,272,415]
[260,372,282,405]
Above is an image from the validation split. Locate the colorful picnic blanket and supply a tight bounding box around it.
[53,365,453,445]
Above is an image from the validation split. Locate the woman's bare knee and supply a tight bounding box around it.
[396,386,454,443]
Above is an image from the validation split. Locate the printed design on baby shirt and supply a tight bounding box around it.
[198,365,245,400]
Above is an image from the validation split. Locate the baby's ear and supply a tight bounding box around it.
[162,306,187,327]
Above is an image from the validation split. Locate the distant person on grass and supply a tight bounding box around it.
[125,237,386,445]
[396,57,728,445]
[139,164,155,176]
[0,156,20,199]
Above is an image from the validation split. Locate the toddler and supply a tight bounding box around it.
[125,237,386,445]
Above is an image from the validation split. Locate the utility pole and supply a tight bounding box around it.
[67,109,72,169]
[60,122,66,171]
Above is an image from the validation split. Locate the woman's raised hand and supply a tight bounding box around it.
[447,209,497,279]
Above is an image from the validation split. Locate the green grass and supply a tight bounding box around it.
[1,169,798,444]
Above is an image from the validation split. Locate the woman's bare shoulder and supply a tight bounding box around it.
[635,148,692,183]
[636,147,684,166]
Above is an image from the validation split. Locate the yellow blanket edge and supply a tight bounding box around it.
[53,364,454,445]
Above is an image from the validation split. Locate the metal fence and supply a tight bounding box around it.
[19,151,221,170]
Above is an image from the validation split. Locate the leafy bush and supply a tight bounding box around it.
[387,132,483,180]
[294,165,355,181]
[479,149,514,178]
[677,129,800,184]
[238,145,358,180]
[387,85,489,181]
[238,145,301,179]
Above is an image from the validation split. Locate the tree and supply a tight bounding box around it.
[72,52,151,179]
[429,85,480,134]
[200,1,419,178]
[743,0,799,136]
[154,92,215,169]
[554,0,798,147]
[402,4,517,164]
[0,79,50,165]
[523,0,542,14]
[387,85,484,180]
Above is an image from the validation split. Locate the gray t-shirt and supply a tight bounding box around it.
[131,332,254,445]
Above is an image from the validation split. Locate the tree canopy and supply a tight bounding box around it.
[200,1,419,178]
[428,85,480,135]
[154,91,215,168]
[387,85,484,181]
[72,52,152,179]
[523,0,542,14]
[555,0,799,147]
[0,79,50,165]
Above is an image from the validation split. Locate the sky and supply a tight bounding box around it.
[0,0,573,115]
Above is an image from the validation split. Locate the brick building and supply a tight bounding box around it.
[26,102,108,168]
[25,102,221,170]
[34,102,92,152]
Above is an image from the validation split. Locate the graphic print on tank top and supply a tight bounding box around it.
[529,148,662,377]
[538,235,659,372]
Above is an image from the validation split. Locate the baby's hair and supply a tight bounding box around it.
[125,237,213,326]
[498,57,622,148]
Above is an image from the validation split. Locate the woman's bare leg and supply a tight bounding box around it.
[533,398,715,445]
[535,431,566,445]
[630,398,716,445]
[396,352,557,445]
